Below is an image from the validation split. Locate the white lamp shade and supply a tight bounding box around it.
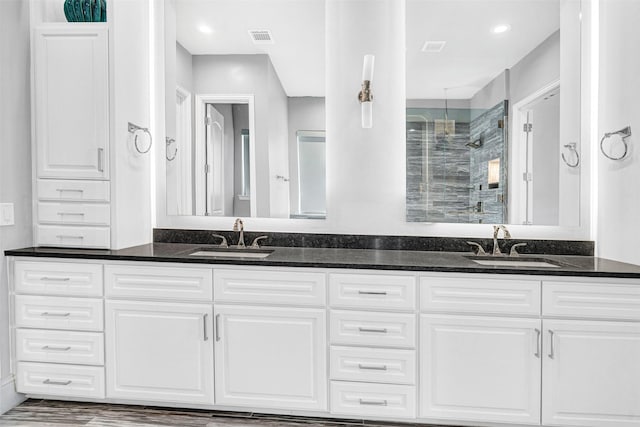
[361,101,373,128]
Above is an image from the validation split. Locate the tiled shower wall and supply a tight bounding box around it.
[406,101,507,224]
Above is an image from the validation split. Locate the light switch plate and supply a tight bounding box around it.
[0,203,15,226]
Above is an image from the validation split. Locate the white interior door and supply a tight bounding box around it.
[205,105,224,216]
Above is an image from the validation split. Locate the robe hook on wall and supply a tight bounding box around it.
[600,126,632,160]
[128,122,153,154]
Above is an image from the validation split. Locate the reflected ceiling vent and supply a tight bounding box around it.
[248,30,275,44]
[421,40,446,53]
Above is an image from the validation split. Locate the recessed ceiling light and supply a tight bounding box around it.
[492,24,511,34]
[421,40,447,53]
[198,25,213,34]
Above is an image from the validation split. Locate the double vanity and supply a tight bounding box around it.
[6,234,640,427]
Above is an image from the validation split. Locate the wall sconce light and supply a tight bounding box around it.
[358,54,375,128]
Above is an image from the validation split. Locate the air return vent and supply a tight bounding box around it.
[248,30,274,44]
[421,40,446,53]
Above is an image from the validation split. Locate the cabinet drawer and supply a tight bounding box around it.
[105,264,212,301]
[420,276,541,315]
[37,225,110,249]
[329,273,416,310]
[38,202,111,226]
[15,329,104,365]
[16,362,105,399]
[330,381,416,419]
[330,346,415,385]
[14,261,103,296]
[15,295,103,331]
[214,269,326,306]
[543,282,640,320]
[330,310,416,348]
[38,179,110,202]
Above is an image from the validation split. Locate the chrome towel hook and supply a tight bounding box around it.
[600,126,632,160]
[128,122,153,154]
[561,143,580,168]
[166,137,177,161]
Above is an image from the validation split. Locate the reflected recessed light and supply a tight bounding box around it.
[198,25,213,34]
[492,24,511,34]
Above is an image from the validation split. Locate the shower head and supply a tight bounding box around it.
[466,138,483,149]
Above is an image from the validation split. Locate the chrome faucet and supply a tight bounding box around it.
[233,218,245,248]
[492,225,511,256]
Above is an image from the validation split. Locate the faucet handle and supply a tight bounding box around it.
[211,234,228,248]
[466,241,486,256]
[509,243,527,257]
[250,236,268,248]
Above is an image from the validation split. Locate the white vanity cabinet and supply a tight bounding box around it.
[103,264,214,405]
[541,281,640,427]
[419,275,542,425]
[213,269,327,411]
[12,260,106,399]
[328,272,417,419]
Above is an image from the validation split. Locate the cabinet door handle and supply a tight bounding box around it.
[40,277,71,282]
[43,379,72,386]
[42,345,71,351]
[359,398,387,406]
[534,328,541,358]
[98,148,104,172]
[358,363,388,371]
[215,314,221,341]
[203,314,208,341]
[358,290,388,295]
[41,312,71,317]
[358,327,388,334]
[548,330,555,359]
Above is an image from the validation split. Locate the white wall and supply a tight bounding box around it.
[470,70,509,115]
[510,31,560,106]
[596,0,640,264]
[0,0,31,413]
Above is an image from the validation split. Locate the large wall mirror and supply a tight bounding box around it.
[406,0,582,226]
[164,0,326,219]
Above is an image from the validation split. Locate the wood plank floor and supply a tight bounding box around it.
[0,400,453,427]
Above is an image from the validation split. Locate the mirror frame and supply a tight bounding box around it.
[152,0,593,240]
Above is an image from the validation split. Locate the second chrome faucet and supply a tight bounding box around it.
[466,225,526,256]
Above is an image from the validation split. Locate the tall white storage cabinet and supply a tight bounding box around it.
[30,0,151,249]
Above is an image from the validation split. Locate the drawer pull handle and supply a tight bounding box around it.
[358,290,388,295]
[57,212,86,217]
[56,235,84,240]
[40,277,71,282]
[548,330,555,359]
[42,345,71,351]
[43,379,72,386]
[41,312,71,317]
[359,398,388,406]
[534,328,541,358]
[56,189,84,194]
[358,327,388,334]
[358,363,388,371]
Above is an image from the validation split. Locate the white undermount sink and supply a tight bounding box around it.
[189,248,274,259]
[465,256,562,268]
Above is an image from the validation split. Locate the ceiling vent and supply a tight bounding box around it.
[248,30,274,44]
[421,40,446,53]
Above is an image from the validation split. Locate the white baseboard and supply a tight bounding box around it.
[0,376,26,415]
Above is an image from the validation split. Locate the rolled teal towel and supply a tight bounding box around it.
[63,0,106,22]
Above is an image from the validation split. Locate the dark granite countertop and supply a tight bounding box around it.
[6,243,640,279]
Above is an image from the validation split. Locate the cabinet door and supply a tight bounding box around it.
[214,305,327,411]
[34,26,109,179]
[542,320,640,427]
[420,315,541,425]
[105,301,214,404]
